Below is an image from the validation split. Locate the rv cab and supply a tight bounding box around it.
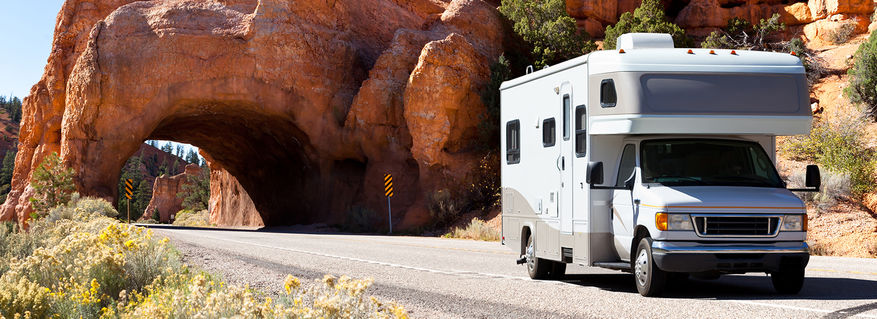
[500,33,817,296]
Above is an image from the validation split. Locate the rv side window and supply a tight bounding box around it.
[562,95,571,140]
[616,144,636,187]
[601,79,617,108]
[575,105,586,157]
[542,118,556,147]
[506,120,521,164]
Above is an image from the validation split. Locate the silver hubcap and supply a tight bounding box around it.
[635,249,649,286]
[526,238,535,271]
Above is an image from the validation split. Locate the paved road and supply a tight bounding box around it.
[150,226,877,318]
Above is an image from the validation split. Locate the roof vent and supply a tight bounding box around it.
[617,33,674,50]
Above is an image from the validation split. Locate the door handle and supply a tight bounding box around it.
[561,156,565,170]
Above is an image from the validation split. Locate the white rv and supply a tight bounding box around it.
[500,33,819,296]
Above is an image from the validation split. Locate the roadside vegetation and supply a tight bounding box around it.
[498,0,596,69]
[0,154,409,318]
[171,209,210,227]
[847,31,877,118]
[442,218,500,241]
[603,0,691,50]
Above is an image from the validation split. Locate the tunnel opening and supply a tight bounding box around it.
[131,104,366,226]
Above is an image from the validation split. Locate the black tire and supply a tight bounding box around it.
[525,234,551,279]
[771,266,805,294]
[633,237,667,297]
[549,261,567,280]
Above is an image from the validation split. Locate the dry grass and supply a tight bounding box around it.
[443,217,500,241]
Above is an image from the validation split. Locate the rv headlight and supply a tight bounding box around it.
[668,214,694,230]
[781,214,807,231]
[655,213,693,231]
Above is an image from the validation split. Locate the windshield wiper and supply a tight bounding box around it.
[650,176,707,185]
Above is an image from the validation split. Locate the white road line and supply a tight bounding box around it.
[166,229,877,317]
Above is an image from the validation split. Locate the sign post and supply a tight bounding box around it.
[384,173,394,234]
[124,178,134,223]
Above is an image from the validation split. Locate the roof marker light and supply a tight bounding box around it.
[709,50,716,55]
[687,49,694,54]
[790,51,797,56]
[731,50,737,55]
[618,49,626,54]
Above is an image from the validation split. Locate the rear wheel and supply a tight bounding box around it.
[771,266,805,294]
[525,234,551,279]
[633,237,667,297]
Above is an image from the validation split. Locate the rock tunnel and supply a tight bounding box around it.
[0,0,504,227]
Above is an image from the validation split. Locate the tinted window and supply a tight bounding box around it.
[616,144,636,187]
[543,118,556,147]
[601,79,617,108]
[506,120,520,164]
[563,95,571,140]
[640,139,784,187]
[575,105,586,157]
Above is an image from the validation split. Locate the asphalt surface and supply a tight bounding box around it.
[149,226,877,319]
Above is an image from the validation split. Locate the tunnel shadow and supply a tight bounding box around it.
[560,272,877,301]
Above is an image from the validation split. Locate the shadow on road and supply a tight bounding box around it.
[561,272,877,301]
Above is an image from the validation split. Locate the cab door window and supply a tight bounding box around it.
[616,144,636,187]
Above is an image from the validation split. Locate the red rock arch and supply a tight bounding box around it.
[1,0,502,227]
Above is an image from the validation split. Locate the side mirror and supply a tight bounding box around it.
[624,171,636,190]
[587,162,604,185]
[805,165,820,189]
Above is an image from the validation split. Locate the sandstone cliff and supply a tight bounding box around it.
[143,164,202,223]
[0,0,503,228]
[566,0,874,43]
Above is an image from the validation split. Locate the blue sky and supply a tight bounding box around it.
[0,1,199,156]
[0,0,64,98]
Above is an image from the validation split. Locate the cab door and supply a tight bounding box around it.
[611,143,637,260]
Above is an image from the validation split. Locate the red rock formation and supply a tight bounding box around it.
[1,0,503,229]
[565,0,874,40]
[143,164,201,223]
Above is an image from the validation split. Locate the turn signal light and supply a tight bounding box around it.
[655,213,668,231]
[803,214,808,231]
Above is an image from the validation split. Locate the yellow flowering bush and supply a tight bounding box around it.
[1,197,409,318]
[171,209,210,227]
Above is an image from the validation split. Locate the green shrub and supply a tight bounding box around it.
[427,189,466,228]
[604,0,691,50]
[782,108,876,197]
[343,205,378,233]
[177,167,209,211]
[826,20,857,44]
[499,0,596,68]
[28,152,76,217]
[465,152,501,213]
[784,38,829,86]
[846,31,877,116]
[477,55,511,151]
[701,14,784,51]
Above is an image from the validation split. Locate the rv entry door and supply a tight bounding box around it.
[559,84,573,234]
[611,143,637,260]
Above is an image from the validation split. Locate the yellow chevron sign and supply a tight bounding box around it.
[124,178,133,200]
[384,173,394,198]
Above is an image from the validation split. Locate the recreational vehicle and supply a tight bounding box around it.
[500,33,818,296]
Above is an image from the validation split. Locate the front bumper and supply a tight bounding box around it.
[652,241,810,273]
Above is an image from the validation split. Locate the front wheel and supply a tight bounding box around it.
[771,266,805,294]
[633,237,667,297]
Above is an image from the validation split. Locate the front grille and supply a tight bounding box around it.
[692,215,781,237]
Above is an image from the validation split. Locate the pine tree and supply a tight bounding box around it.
[0,149,16,187]
[178,167,210,211]
[29,153,76,216]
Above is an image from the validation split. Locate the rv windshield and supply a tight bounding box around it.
[640,139,784,188]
